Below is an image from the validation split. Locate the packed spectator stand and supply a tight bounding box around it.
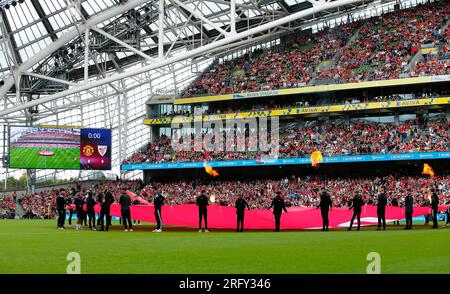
[0,194,15,219]
[182,1,449,98]
[124,118,450,164]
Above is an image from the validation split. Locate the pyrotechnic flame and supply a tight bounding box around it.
[311,151,323,167]
[210,194,216,203]
[203,162,219,177]
[422,163,435,177]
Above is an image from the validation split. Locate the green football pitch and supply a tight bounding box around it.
[0,220,449,274]
[9,147,80,169]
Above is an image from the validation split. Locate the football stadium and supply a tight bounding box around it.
[0,0,449,283]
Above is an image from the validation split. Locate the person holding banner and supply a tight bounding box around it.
[153,189,165,233]
[404,194,414,230]
[269,191,288,232]
[196,190,209,232]
[347,192,363,231]
[317,190,332,231]
[235,195,250,232]
[376,187,387,231]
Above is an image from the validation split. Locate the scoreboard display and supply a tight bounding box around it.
[80,128,112,170]
[9,126,112,170]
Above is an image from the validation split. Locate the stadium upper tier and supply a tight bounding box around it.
[124,118,450,165]
[181,1,449,99]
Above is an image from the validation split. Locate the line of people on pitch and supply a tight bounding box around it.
[55,185,444,233]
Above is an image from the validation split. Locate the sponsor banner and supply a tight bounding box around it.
[233,90,280,99]
[420,47,438,54]
[431,75,450,82]
[121,151,450,170]
[174,75,450,104]
[144,97,450,125]
[80,128,112,170]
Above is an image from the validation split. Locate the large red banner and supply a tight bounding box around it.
[94,203,447,230]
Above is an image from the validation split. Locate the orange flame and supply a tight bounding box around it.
[311,151,323,167]
[209,194,216,203]
[203,162,219,177]
[422,163,435,177]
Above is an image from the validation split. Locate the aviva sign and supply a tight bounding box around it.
[144,97,450,125]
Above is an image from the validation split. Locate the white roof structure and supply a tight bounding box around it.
[0,0,427,187]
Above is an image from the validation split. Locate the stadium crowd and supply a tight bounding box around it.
[181,1,449,97]
[123,118,450,164]
[319,2,449,82]
[0,194,15,219]
[21,190,58,219]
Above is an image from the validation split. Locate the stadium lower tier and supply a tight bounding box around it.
[124,118,450,165]
[90,204,448,230]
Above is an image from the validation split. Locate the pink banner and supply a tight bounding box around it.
[94,204,448,230]
[125,190,151,205]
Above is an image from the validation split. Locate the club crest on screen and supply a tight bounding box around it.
[82,145,94,157]
[98,145,108,157]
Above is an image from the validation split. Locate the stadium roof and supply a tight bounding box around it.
[0,0,379,80]
[0,0,427,184]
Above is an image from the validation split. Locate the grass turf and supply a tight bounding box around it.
[9,147,80,169]
[0,220,449,274]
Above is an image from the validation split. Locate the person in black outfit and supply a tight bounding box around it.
[86,191,97,231]
[430,190,439,229]
[404,194,414,230]
[66,192,74,226]
[74,192,84,230]
[119,189,133,231]
[268,191,288,232]
[347,192,363,231]
[376,188,388,231]
[104,191,114,229]
[96,192,103,226]
[82,193,88,226]
[56,189,66,229]
[316,190,332,231]
[97,193,107,231]
[235,195,250,232]
[391,197,400,225]
[196,190,209,232]
[153,190,165,232]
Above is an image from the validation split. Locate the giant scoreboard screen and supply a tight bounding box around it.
[9,126,111,170]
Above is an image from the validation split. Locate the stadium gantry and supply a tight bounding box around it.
[0,0,447,192]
